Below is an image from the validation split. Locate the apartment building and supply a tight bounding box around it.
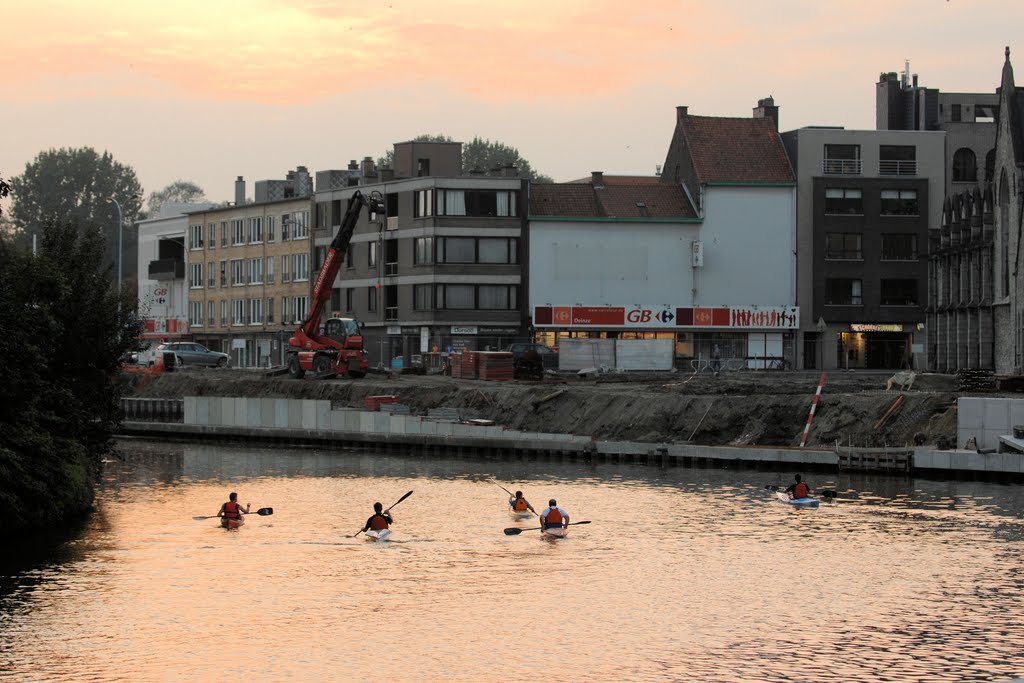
[184,176,315,368]
[782,127,944,370]
[313,141,527,368]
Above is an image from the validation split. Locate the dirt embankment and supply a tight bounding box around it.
[122,369,964,449]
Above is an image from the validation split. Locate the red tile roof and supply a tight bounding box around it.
[530,176,696,219]
[682,116,794,183]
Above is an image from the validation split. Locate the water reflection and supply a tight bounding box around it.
[1,440,1023,683]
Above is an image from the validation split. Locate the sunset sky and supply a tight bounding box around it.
[1,0,1021,204]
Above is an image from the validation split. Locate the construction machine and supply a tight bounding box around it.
[286,190,384,379]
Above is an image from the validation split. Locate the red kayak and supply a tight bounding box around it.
[221,516,245,529]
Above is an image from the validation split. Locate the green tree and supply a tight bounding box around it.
[378,134,553,182]
[0,221,138,538]
[10,147,143,255]
[144,180,207,219]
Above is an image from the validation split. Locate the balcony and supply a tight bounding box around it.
[878,160,917,176]
[148,258,185,280]
[822,158,862,175]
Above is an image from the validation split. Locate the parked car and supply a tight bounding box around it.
[155,342,229,368]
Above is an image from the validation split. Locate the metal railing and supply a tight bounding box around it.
[878,160,917,175]
[822,158,862,175]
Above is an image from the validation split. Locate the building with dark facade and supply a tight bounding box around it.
[313,141,527,369]
[782,127,945,370]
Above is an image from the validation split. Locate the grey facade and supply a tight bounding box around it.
[782,127,945,370]
[314,141,528,369]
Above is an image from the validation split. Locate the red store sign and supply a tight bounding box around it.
[534,305,799,330]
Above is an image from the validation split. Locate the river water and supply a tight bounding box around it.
[2,440,1023,682]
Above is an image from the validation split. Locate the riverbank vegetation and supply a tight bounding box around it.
[0,223,138,539]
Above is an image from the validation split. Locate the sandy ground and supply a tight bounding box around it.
[123,366,970,449]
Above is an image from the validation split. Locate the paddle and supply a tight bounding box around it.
[193,507,273,521]
[503,521,591,536]
[495,481,537,516]
[352,490,413,538]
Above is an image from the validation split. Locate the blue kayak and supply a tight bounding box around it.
[776,491,820,508]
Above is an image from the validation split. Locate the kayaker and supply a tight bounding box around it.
[218,492,250,523]
[509,491,536,514]
[361,502,394,534]
[784,474,810,499]
[539,499,569,531]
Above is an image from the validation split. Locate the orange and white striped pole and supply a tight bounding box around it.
[800,372,826,448]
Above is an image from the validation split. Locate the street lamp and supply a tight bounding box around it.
[105,196,125,291]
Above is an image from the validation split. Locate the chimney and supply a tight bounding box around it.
[753,96,779,130]
[361,156,376,177]
[676,105,688,124]
[591,171,605,189]
[348,159,358,171]
[502,163,519,178]
[234,176,245,205]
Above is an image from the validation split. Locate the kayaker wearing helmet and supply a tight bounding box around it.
[539,499,569,531]
[218,492,250,524]
[361,502,394,534]
[509,490,536,514]
[785,474,810,499]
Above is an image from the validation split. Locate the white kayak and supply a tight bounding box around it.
[541,527,570,539]
[508,507,533,520]
[776,491,820,508]
[364,529,392,542]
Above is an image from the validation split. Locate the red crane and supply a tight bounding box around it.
[286,190,384,379]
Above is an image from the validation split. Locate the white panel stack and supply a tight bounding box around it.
[557,338,616,371]
[614,339,674,370]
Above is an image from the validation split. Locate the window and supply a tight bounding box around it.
[315,246,327,271]
[266,216,275,242]
[293,253,309,281]
[249,298,263,325]
[345,289,354,312]
[413,284,433,310]
[415,189,433,218]
[879,145,916,175]
[952,148,977,182]
[248,258,263,284]
[880,279,918,306]
[437,190,519,217]
[437,237,475,263]
[290,211,310,239]
[231,219,245,245]
[985,149,996,182]
[880,189,919,216]
[439,190,466,216]
[823,144,861,174]
[496,191,517,217]
[368,286,377,312]
[293,296,308,323]
[207,301,215,327]
[281,297,289,324]
[189,301,203,326]
[479,285,517,310]
[266,256,275,284]
[825,279,862,305]
[248,217,263,243]
[189,224,204,249]
[951,103,962,122]
[219,260,227,287]
[479,238,518,264]
[881,234,918,261]
[232,300,246,325]
[220,300,228,326]
[230,259,244,286]
[208,223,216,250]
[189,262,203,288]
[437,284,475,309]
[267,297,274,324]
[282,255,291,282]
[330,288,341,313]
[414,237,434,265]
[824,188,863,215]
[825,233,862,260]
[220,221,228,247]
[368,241,378,267]
[281,214,290,241]
[417,158,430,177]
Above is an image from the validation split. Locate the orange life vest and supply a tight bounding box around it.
[793,482,809,499]
[370,514,389,531]
[514,498,529,511]
[224,501,241,520]
[543,508,563,527]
